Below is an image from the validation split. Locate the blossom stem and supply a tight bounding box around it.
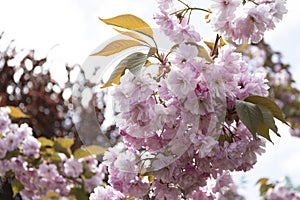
[248,0,259,5]
[177,0,189,7]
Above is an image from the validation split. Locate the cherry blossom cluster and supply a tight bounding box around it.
[0,107,106,199]
[105,43,267,198]
[90,0,288,199]
[257,177,300,200]
[155,0,287,44]
[98,2,283,198]
[210,0,287,44]
[266,184,300,200]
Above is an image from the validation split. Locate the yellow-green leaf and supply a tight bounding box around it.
[53,138,74,157]
[74,145,107,159]
[50,152,62,163]
[54,138,74,149]
[196,44,213,62]
[101,62,126,88]
[144,60,152,67]
[11,179,24,197]
[73,148,92,159]
[38,137,54,148]
[7,106,29,118]
[90,40,143,56]
[83,168,95,179]
[204,37,226,52]
[41,191,59,200]
[256,178,269,185]
[113,28,149,45]
[148,174,155,183]
[99,14,153,39]
[85,145,107,155]
[70,187,88,200]
[235,44,250,53]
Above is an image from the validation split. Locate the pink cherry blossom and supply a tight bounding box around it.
[89,185,124,200]
[63,158,83,178]
[23,136,41,156]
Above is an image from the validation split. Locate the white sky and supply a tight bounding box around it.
[1,0,300,199]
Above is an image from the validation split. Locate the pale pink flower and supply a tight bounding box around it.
[0,160,11,176]
[270,0,288,23]
[211,0,241,17]
[23,136,41,156]
[157,0,173,10]
[79,155,98,171]
[266,184,300,200]
[173,19,201,43]
[17,123,33,141]
[154,10,176,36]
[174,43,199,62]
[153,180,180,199]
[166,67,197,99]
[0,114,10,133]
[4,133,21,151]
[0,140,7,159]
[212,171,233,193]
[89,185,124,200]
[63,158,83,178]
[38,163,59,180]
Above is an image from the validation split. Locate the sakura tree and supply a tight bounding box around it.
[1,0,299,199]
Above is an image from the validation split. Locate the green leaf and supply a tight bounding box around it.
[11,179,24,197]
[101,52,148,88]
[257,123,272,143]
[127,52,148,75]
[101,59,127,88]
[245,96,287,124]
[113,28,149,45]
[235,100,263,138]
[99,14,154,39]
[4,149,19,160]
[7,106,29,118]
[90,39,143,56]
[38,137,54,148]
[258,105,279,135]
[53,138,74,157]
[82,168,95,179]
[70,187,89,200]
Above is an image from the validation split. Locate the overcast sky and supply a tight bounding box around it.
[1,0,300,199]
